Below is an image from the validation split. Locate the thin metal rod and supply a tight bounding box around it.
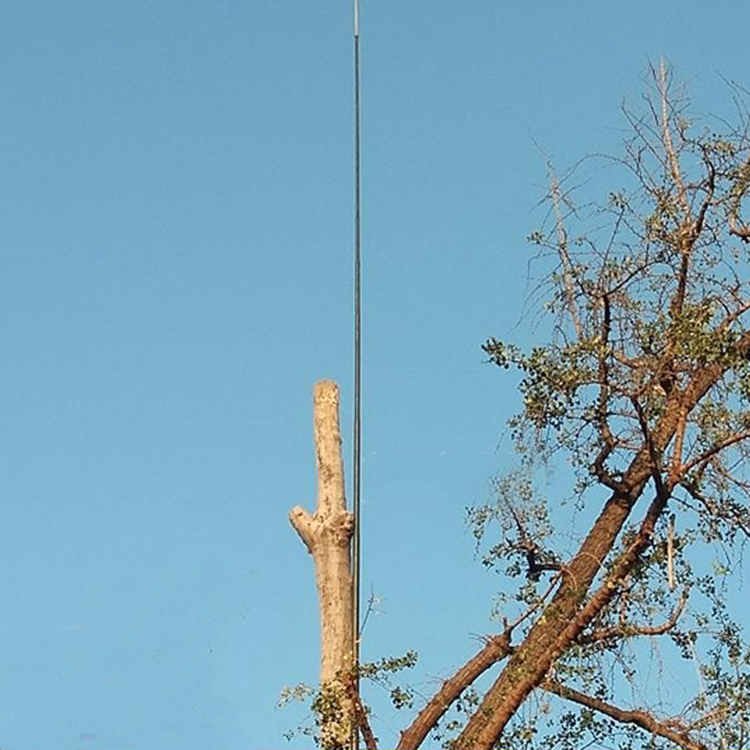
[352,0,362,748]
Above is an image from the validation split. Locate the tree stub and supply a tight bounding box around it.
[289,380,355,748]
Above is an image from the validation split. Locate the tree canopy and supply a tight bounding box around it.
[290,64,750,750]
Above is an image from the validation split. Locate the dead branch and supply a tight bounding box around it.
[655,59,691,222]
[549,167,583,339]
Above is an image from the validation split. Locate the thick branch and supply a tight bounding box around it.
[397,575,562,750]
[289,506,316,553]
[395,633,513,750]
[543,679,709,750]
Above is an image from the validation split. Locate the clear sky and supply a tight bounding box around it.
[1,2,749,749]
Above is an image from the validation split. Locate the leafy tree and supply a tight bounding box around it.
[290,63,750,750]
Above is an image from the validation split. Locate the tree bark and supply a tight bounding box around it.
[454,358,735,749]
[290,380,355,749]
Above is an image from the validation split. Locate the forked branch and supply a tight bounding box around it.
[396,575,561,750]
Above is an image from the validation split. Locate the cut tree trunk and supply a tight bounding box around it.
[290,380,355,749]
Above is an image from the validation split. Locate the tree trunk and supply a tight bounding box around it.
[290,380,355,749]
[455,363,729,749]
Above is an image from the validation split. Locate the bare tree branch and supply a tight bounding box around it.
[580,587,687,643]
[655,58,691,222]
[549,167,583,339]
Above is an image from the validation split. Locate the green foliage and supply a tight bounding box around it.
[358,650,419,680]
[280,651,419,746]
[278,682,317,708]
[471,72,750,749]
[286,71,750,750]
[359,650,419,711]
[483,339,595,431]
[279,681,354,747]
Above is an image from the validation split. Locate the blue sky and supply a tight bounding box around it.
[1,2,749,749]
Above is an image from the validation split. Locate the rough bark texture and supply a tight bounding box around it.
[290,380,355,748]
[396,633,513,750]
[453,360,734,750]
